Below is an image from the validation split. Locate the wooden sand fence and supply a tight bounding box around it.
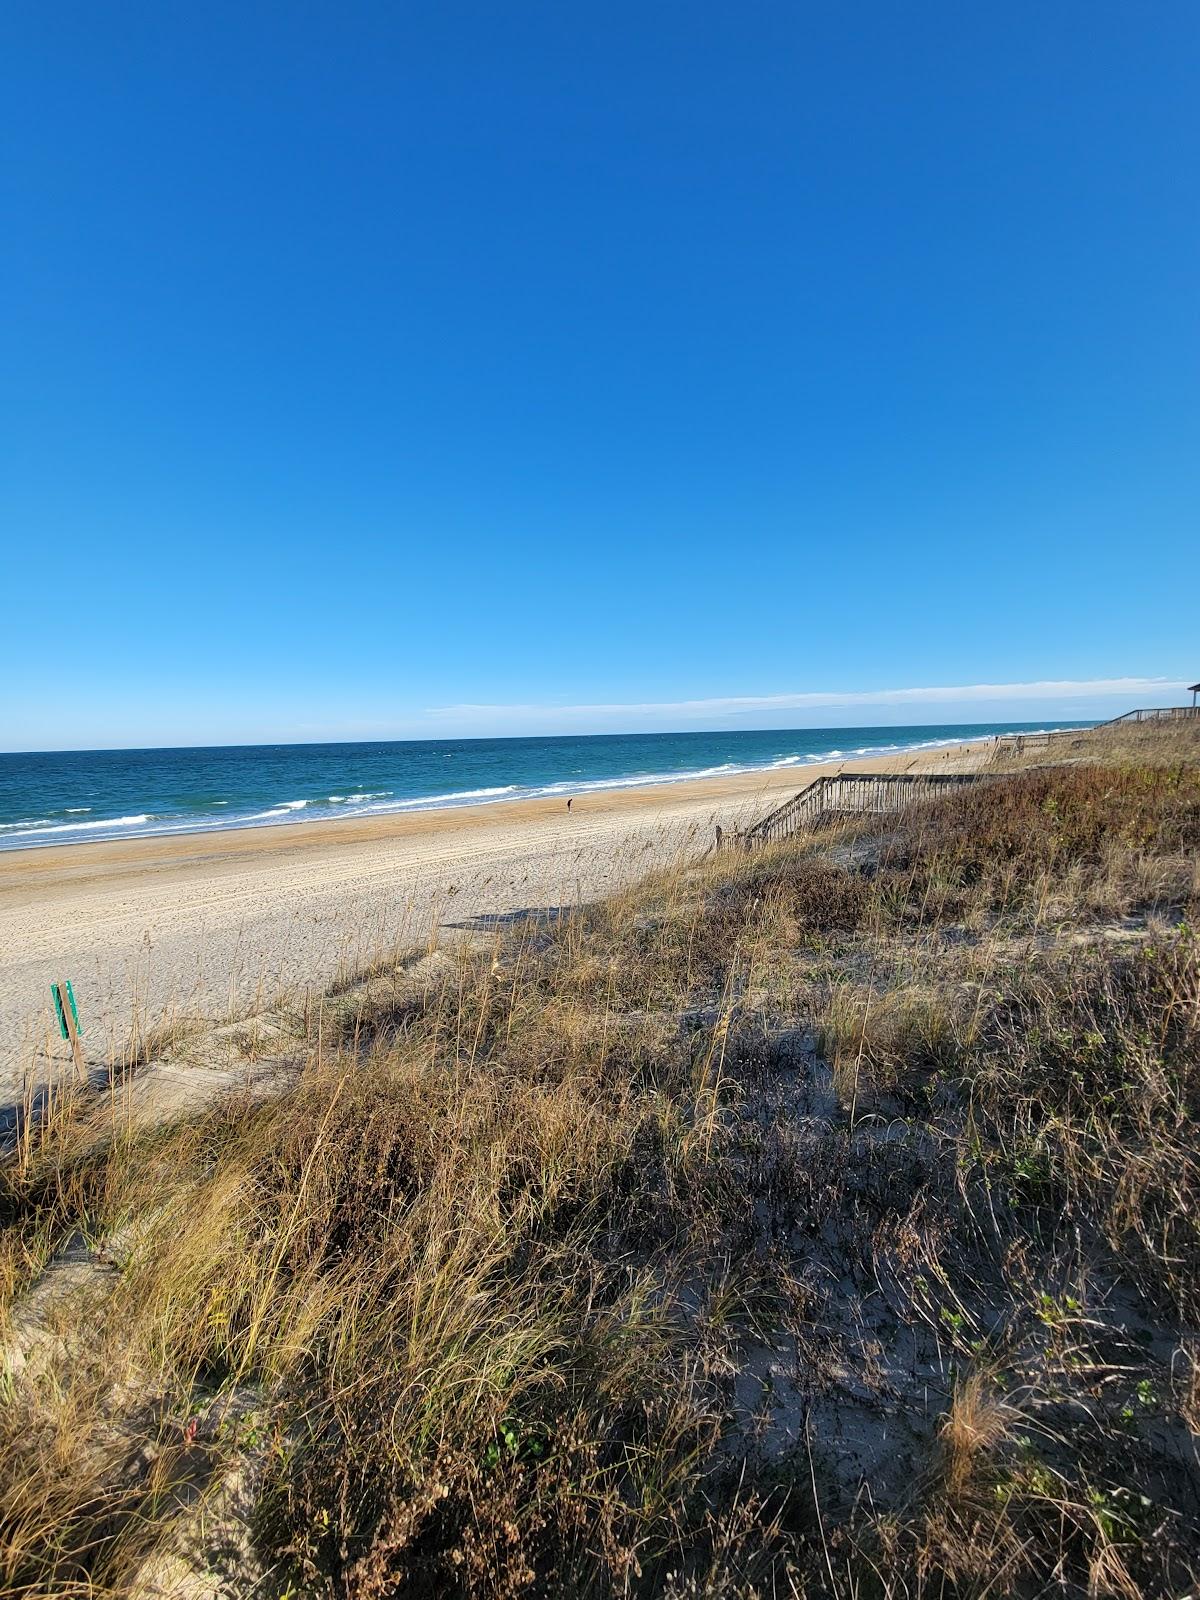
[724,770,989,852]
[1099,706,1200,726]
[990,728,1086,759]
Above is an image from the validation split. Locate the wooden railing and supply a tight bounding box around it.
[990,728,1087,759]
[1099,706,1200,727]
[728,771,988,851]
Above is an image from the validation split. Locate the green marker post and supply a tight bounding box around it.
[51,980,85,1072]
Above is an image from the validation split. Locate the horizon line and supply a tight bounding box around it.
[0,676,1184,754]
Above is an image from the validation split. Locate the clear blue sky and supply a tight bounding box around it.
[2,2,1196,750]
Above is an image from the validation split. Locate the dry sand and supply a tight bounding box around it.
[0,741,991,1101]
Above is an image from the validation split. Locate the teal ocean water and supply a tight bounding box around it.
[0,723,1089,851]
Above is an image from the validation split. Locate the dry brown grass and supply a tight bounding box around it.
[2,722,1199,1597]
[938,1372,1020,1498]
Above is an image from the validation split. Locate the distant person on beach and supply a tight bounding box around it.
[566,797,573,813]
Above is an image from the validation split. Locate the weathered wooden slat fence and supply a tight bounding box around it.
[726,770,988,851]
[990,728,1085,759]
[1099,706,1200,726]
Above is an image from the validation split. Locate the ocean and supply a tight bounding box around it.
[0,723,1089,851]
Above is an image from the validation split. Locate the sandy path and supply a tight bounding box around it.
[0,743,990,1099]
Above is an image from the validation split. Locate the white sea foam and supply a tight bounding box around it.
[5,814,152,837]
[530,763,744,798]
[344,785,518,815]
[238,799,312,820]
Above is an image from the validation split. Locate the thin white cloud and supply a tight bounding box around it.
[422,676,1182,728]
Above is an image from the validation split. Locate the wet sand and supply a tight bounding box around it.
[0,741,991,1096]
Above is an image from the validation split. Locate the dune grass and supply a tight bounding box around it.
[2,725,1199,1597]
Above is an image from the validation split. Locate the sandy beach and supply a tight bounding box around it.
[0,741,991,1099]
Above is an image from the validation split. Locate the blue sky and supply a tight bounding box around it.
[2,2,1196,750]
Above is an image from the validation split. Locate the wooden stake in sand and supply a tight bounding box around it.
[51,979,85,1076]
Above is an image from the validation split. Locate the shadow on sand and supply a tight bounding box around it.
[443,904,572,934]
